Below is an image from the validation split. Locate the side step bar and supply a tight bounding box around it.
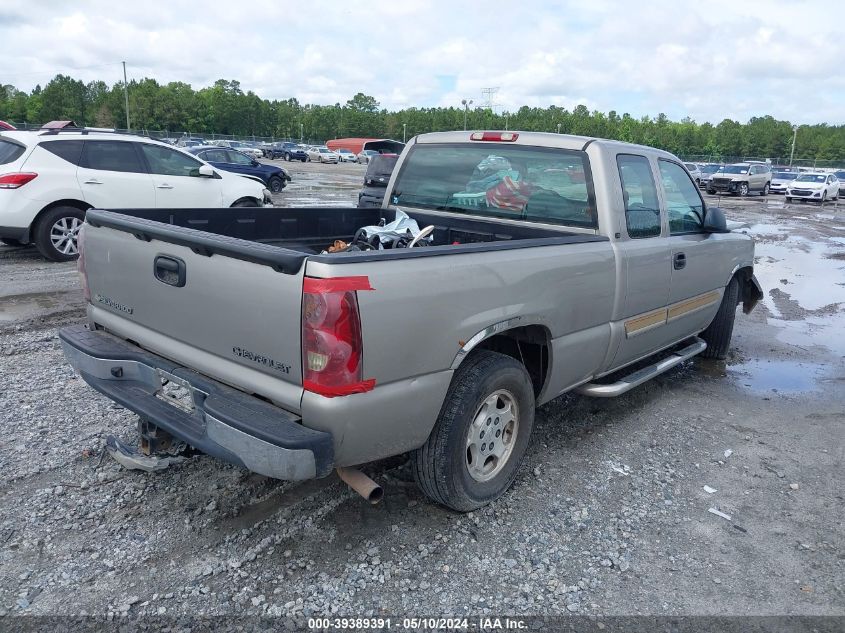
[575,338,707,398]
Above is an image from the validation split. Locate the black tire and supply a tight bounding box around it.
[33,206,85,262]
[0,237,24,246]
[284,152,291,161]
[761,182,769,196]
[700,277,739,360]
[820,191,827,204]
[268,176,285,193]
[739,182,749,197]
[785,196,792,202]
[231,198,259,208]
[411,350,535,512]
[300,157,306,162]
[707,188,715,195]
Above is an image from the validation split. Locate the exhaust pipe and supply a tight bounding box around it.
[337,467,383,504]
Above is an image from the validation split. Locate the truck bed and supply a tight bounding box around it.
[85,207,607,274]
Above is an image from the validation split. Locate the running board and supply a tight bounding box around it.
[575,338,707,398]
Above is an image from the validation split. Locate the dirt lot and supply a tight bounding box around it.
[0,165,843,620]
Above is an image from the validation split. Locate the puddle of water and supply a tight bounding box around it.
[752,235,845,315]
[768,313,845,357]
[727,359,825,393]
[0,290,81,322]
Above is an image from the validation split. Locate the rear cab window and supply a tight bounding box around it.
[390,143,598,229]
[0,138,26,164]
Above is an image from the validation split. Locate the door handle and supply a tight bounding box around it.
[154,255,186,287]
[84,179,103,185]
[673,252,687,270]
[157,183,174,189]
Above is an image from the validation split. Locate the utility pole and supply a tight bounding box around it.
[556,123,561,134]
[403,123,407,143]
[789,125,798,167]
[122,61,130,130]
[300,123,304,142]
[461,99,473,130]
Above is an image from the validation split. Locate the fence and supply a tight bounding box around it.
[678,154,845,170]
[8,122,318,145]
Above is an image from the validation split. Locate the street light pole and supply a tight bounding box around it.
[789,125,798,167]
[403,123,407,143]
[300,123,304,142]
[461,99,473,131]
[122,61,130,130]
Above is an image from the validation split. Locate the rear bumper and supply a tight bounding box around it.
[59,324,333,480]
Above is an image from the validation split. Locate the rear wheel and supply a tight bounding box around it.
[707,188,716,195]
[268,176,285,193]
[34,206,85,262]
[411,350,535,512]
[761,182,770,196]
[700,278,739,360]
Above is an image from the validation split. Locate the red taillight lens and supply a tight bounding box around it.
[77,224,90,301]
[470,132,519,142]
[0,172,38,189]
[302,276,375,397]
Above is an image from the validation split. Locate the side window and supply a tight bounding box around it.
[40,140,84,165]
[226,150,254,165]
[201,149,229,163]
[0,138,25,164]
[617,154,661,239]
[140,144,203,177]
[81,141,144,173]
[658,160,705,234]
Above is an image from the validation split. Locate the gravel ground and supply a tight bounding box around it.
[0,169,843,619]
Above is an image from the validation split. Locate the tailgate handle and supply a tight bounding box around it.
[154,255,186,287]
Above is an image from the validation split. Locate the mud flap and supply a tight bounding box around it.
[742,274,764,314]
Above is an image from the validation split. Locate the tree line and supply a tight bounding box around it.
[2,74,844,162]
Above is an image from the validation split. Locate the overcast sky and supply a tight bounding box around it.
[0,0,841,124]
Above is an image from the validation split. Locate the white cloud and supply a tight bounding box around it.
[0,0,841,124]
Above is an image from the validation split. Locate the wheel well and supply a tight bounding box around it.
[732,266,762,312]
[27,199,91,241]
[474,325,550,398]
[230,196,261,207]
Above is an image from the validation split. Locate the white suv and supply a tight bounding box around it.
[0,129,272,261]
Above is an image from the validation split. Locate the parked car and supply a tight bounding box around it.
[683,163,702,186]
[785,172,840,203]
[176,137,205,148]
[0,128,271,260]
[186,146,291,192]
[770,170,798,194]
[698,164,721,189]
[273,142,308,162]
[335,148,358,163]
[223,141,264,160]
[357,149,379,164]
[834,171,845,196]
[307,146,339,163]
[60,130,762,512]
[357,154,399,208]
[707,162,771,196]
[0,120,17,130]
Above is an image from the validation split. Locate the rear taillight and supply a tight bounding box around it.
[77,224,90,301]
[0,172,38,189]
[302,276,375,397]
[470,132,519,142]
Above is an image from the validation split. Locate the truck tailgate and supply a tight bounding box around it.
[82,215,305,412]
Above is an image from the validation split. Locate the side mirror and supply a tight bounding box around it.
[197,164,215,178]
[703,206,729,233]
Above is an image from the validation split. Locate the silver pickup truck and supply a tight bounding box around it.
[60,131,762,511]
